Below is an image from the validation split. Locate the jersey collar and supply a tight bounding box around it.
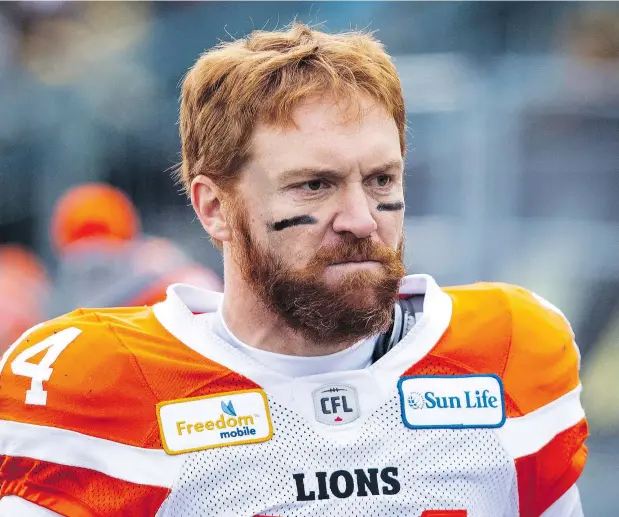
[153,274,452,389]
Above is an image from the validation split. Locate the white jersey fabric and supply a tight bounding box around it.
[0,472,583,516]
[207,306,376,377]
[0,274,587,516]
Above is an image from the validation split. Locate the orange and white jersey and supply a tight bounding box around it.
[0,275,587,517]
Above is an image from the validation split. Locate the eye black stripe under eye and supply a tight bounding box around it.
[268,215,318,231]
[377,201,404,212]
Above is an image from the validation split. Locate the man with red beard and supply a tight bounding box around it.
[0,24,586,517]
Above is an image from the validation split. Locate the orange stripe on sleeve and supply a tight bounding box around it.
[515,419,588,517]
[0,455,169,517]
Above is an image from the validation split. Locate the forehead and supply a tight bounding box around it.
[247,96,402,178]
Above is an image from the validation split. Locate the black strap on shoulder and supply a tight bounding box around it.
[373,294,425,362]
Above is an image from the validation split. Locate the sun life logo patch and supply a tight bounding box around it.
[398,374,506,429]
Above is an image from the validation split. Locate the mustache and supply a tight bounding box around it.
[309,237,398,268]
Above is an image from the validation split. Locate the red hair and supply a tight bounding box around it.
[178,22,406,194]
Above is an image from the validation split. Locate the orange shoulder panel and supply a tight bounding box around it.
[407,282,581,417]
[95,308,260,403]
[78,307,261,448]
[404,283,521,414]
[0,309,159,447]
[499,284,581,415]
[430,283,512,375]
[0,306,261,449]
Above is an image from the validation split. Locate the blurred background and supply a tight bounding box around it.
[0,1,617,513]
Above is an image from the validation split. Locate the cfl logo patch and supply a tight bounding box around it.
[312,384,360,426]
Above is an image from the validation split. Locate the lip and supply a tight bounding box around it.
[328,260,381,266]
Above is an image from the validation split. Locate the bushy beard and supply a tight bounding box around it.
[229,205,406,346]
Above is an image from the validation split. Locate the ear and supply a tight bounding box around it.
[190,175,232,242]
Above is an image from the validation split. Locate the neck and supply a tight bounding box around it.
[221,256,359,357]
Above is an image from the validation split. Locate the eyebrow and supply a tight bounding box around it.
[277,159,404,183]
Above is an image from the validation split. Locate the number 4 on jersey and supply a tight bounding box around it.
[10,327,82,406]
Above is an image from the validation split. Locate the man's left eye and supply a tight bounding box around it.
[373,175,392,187]
[302,180,325,191]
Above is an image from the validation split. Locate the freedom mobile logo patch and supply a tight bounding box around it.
[157,389,273,455]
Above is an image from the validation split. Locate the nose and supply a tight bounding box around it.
[331,185,378,239]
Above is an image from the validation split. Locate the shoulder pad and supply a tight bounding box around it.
[0,309,157,446]
[498,283,580,415]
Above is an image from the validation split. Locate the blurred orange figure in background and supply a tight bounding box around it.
[50,182,140,255]
[127,237,223,306]
[0,245,51,352]
[48,182,222,316]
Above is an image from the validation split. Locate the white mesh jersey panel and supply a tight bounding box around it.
[159,393,519,517]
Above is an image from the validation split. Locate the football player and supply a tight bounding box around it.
[47,182,222,316]
[0,23,587,516]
